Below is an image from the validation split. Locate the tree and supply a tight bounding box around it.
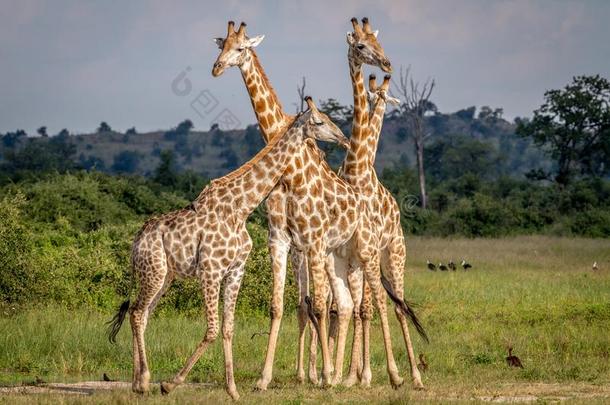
[517,75,610,186]
[294,76,307,114]
[319,98,353,130]
[37,126,48,137]
[391,65,436,209]
[153,150,178,187]
[111,151,140,173]
[97,122,112,133]
[126,127,137,135]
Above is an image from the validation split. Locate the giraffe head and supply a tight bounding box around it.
[347,17,392,73]
[212,21,264,77]
[367,74,401,106]
[298,97,350,148]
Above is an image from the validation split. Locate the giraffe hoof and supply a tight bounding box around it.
[254,379,269,391]
[296,373,305,384]
[160,382,176,395]
[413,379,425,390]
[391,376,404,390]
[227,387,240,400]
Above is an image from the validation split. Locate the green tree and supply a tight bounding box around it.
[154,150,178,187]
[97,122,112,133]
[111,151,140,174]
[517,75,610,185]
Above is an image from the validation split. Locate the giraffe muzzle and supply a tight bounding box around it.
[212,62,225,77]
[381,59,393,73]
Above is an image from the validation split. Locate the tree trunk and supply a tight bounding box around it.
[415,137,427,209]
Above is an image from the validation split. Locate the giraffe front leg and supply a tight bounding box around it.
[161,268,221,395]
[308,251,333,387]
[344,266,364,387]
[256,238,290,391]
[360,280,373,387]
[325,253,354,386]
[292,250,310,384]
[222,261,248,400]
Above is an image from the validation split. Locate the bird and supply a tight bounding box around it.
[427,260,436,271]
[461,259,472,270]
[439,263,448,271]
[448,260,456,271]
[593,262,598,271]
[103,373,115,382]
[417,353,428,372]
[34,376,46,385]
[505,347,524,368]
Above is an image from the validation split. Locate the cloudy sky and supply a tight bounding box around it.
[1,0,609,135]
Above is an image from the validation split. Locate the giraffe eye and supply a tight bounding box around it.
[314,121,324,126]
[357,44,365,50]
[237,47,245,52]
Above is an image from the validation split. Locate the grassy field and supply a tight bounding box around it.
[1,236,609,403]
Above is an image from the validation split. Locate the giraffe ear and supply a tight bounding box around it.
[245,35,265,48]
[386,95,401,105]
[213,38,224,49]
[346,32,356,45]
[372,30,379,38]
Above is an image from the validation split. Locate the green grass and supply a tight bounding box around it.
[1,236,609,403]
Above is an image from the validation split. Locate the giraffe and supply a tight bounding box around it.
[212,20,392,388]
[341,17,428,390]
[213,22,321,384]
[105,97,349,400]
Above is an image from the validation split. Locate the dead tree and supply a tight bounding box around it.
[391,66,435,209]
[294,76,307,114]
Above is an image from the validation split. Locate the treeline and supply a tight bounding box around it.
[0,75,609,310]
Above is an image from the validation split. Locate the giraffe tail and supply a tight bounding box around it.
[304,296,322,341]
[106,299,130,344]
[380,274,429,344]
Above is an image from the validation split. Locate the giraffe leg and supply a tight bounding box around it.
[161,267,221,395]
[360,279,374,387]
[293,250,309,384]
[327,254,354,386]
[256,237,290,391]
[363,252,404,389]
[344,266,364,387]
[309,250,333,387]
[222,253,249,400]
[308,321,319,385]
[129,265,167,394]
[383,241,424,389]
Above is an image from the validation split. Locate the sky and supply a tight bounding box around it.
[1,0,609,135]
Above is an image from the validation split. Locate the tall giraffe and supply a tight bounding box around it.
[213,22,321,384]
[213,21,328,385]
[212,21,391,388]
[342,18,427,389]
[106,98,348,400]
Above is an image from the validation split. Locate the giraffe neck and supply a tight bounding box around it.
[240,50,292,143]
[368,96,387,165]
[195,121,303,220]
[342,52,372,179]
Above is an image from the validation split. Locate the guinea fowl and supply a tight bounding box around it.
[439,263,448,271]
[448,261,456,271]
[427,260,437,271]
[593,262,598,271]
[417,353,428,372]
[103,373,115,382]
[461,259,472,270]
[505,347,524,368]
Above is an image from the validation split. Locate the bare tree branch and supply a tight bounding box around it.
[390,65,436,209]
[293,76,307,114]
